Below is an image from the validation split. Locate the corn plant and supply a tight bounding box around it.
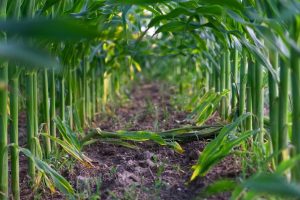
[0,0,298,199]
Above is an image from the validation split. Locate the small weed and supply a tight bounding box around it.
[123,183,139,200]
[108,190,119,200]
[155,163,166,189]
[153,105,160,132]
[110,166,118,177]
[162,106,170,121]
[172,164,182,173]
[46,151,76,176]
[76,176,102,199]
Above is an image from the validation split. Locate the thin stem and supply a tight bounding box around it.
[268,51,279,164]
[225,50,231,118]
[0,64,8,200]
[291,17,300,181]
[10,76,20,200]
[220,54,226,119]
[256,62,264,144]
[26,73,35,182]
[239,51,248,119]
[43,70,51,157]
[61,77,65,122]
[246,60,253,131]
[231,49,238,111]
[50,70,56,150]
[278,58,289,162]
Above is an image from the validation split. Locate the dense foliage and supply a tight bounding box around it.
[0,0,299,199]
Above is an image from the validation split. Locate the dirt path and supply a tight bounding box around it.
[67,82,240,200]
[19,82,240,200]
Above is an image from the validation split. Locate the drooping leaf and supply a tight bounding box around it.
[155,21,188,34]
[148,8,194,28]
[42,133,94,168]
[82,128,186,153]
[0,41,59,71]
[239,36,279,82]
[19,148,75,197]
[191,114,256,180]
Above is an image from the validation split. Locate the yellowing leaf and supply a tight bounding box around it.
[133,60,142,72]
[130,64,134,80]
[44,174,56,194]
[168,141,184,154]
[191,166,201,181]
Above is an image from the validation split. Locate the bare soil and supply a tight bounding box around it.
[18,82,241,200]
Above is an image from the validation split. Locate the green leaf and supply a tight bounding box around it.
[200,179,237,197]
[197,0,244,12]
[112,0,171,5]
[191,114,256,180]
[0,42,59,71]
[195,5,223,16]
[276,154,300,175]
[188,90,229,125]
[155,21,210,34]
[0,18,100,41]
[148,8,194,28]
[117,130,166,144]
[167,141,184,154]
[82,129,185,154]
[243,173,300,198]
[255,25,289,57]
[239,36,279,82]
[55,117,81,150]
[155,21,187,34]
[42,134,94,168]
[19,148,74,197]
[41,0,61,12]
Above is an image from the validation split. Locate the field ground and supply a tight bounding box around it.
[18,82,240,200]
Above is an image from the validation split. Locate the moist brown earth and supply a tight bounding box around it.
[18,82,241,200]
